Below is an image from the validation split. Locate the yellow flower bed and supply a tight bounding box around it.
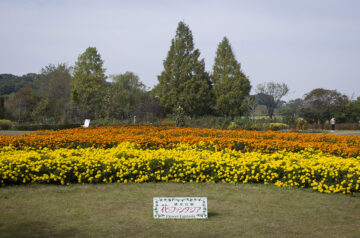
[1,143,359,194]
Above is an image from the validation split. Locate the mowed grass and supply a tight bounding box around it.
[329,130,360,136]
[0,183,359,238]
[0,131,33,136]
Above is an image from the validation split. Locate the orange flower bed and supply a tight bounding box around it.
[1,126,359,157]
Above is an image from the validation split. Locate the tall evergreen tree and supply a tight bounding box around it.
[211,37,251,118]
[72,47,107,119]
[154,21,213,117]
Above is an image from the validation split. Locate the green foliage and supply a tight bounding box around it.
[268,123,289,131]
[0,97,4,119]
[72,47,107,118]
[160,118,175,126]
[35,64,71,122]
[133,95,163,124]
[4,88,40,123]
[184,116,231,129]
[0,73,39,96]
[30,98,51,123]
[212,37,251,118]
[299,88,348,124]
[154,21,213,117]
[13,123,81,131]
[227,121,241,130]
[110,72,146,120]
[256,82,289,119]
[227,119,288,131]
[0,119,12,130]
[344,97,360,123]
[279,99,302,125]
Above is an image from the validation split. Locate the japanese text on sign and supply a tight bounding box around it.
[153,197,207,219]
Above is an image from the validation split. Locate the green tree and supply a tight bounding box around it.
[211,37,251,118]
[299,88,348,123]
[0,97,4,119]
[256,82,289,120]
[154,21,213,117]
[346,97,360,123]
[31,98,50,123]
[0,73,39,96]
[279,99,302,125]
[4,88,40,123]
[35,64,71,123]
[72,47,107,119]
[110,72,147,120]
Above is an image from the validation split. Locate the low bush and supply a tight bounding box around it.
[307,123,360,130]
[187,116,231,129]
[0,120,12,130]
[227,121,241,130]
[227,121,288,131]
[160,118,175,126]
[268,123,289,131]
[13,124,81,131]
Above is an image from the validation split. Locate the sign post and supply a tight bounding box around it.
[153,197,208,219]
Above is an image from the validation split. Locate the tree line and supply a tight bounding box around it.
[0,21,359,126]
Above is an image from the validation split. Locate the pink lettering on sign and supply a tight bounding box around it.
[160,205,202,214]
[161,204,168,213]
[178,207,189,214]
[190,207,201,213]
[154,197,207,219]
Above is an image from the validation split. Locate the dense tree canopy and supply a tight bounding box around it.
[35,64,71,122]
[211,37,251,118]
[0,73,39,96]
[346,97,360,123]
[299,88,348,123]
[4,88,40,123]
[72,47,107,118]
[154,21,213,117]
[110,72,147,120]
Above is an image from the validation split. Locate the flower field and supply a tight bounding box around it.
[1,126,359,194]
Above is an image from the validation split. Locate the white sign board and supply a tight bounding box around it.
[153,197,207,219]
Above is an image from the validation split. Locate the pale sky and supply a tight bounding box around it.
[1,0,359,100]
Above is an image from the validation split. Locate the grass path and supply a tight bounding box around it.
[0,183,359,238]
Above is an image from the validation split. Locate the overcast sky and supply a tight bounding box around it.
[1,0,359,100]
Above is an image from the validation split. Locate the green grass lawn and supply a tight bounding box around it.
[329,130,360,136]
[0,183,359,238]
[0,130,33,136]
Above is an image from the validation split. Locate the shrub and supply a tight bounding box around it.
[227,121,241,130]
[268,123,289,131]
[0,120,12,130]
[160,118,175,126]
[307,123,360,130]
[13,124,81,131]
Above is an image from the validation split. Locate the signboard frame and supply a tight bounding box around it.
[153,197,208,219]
